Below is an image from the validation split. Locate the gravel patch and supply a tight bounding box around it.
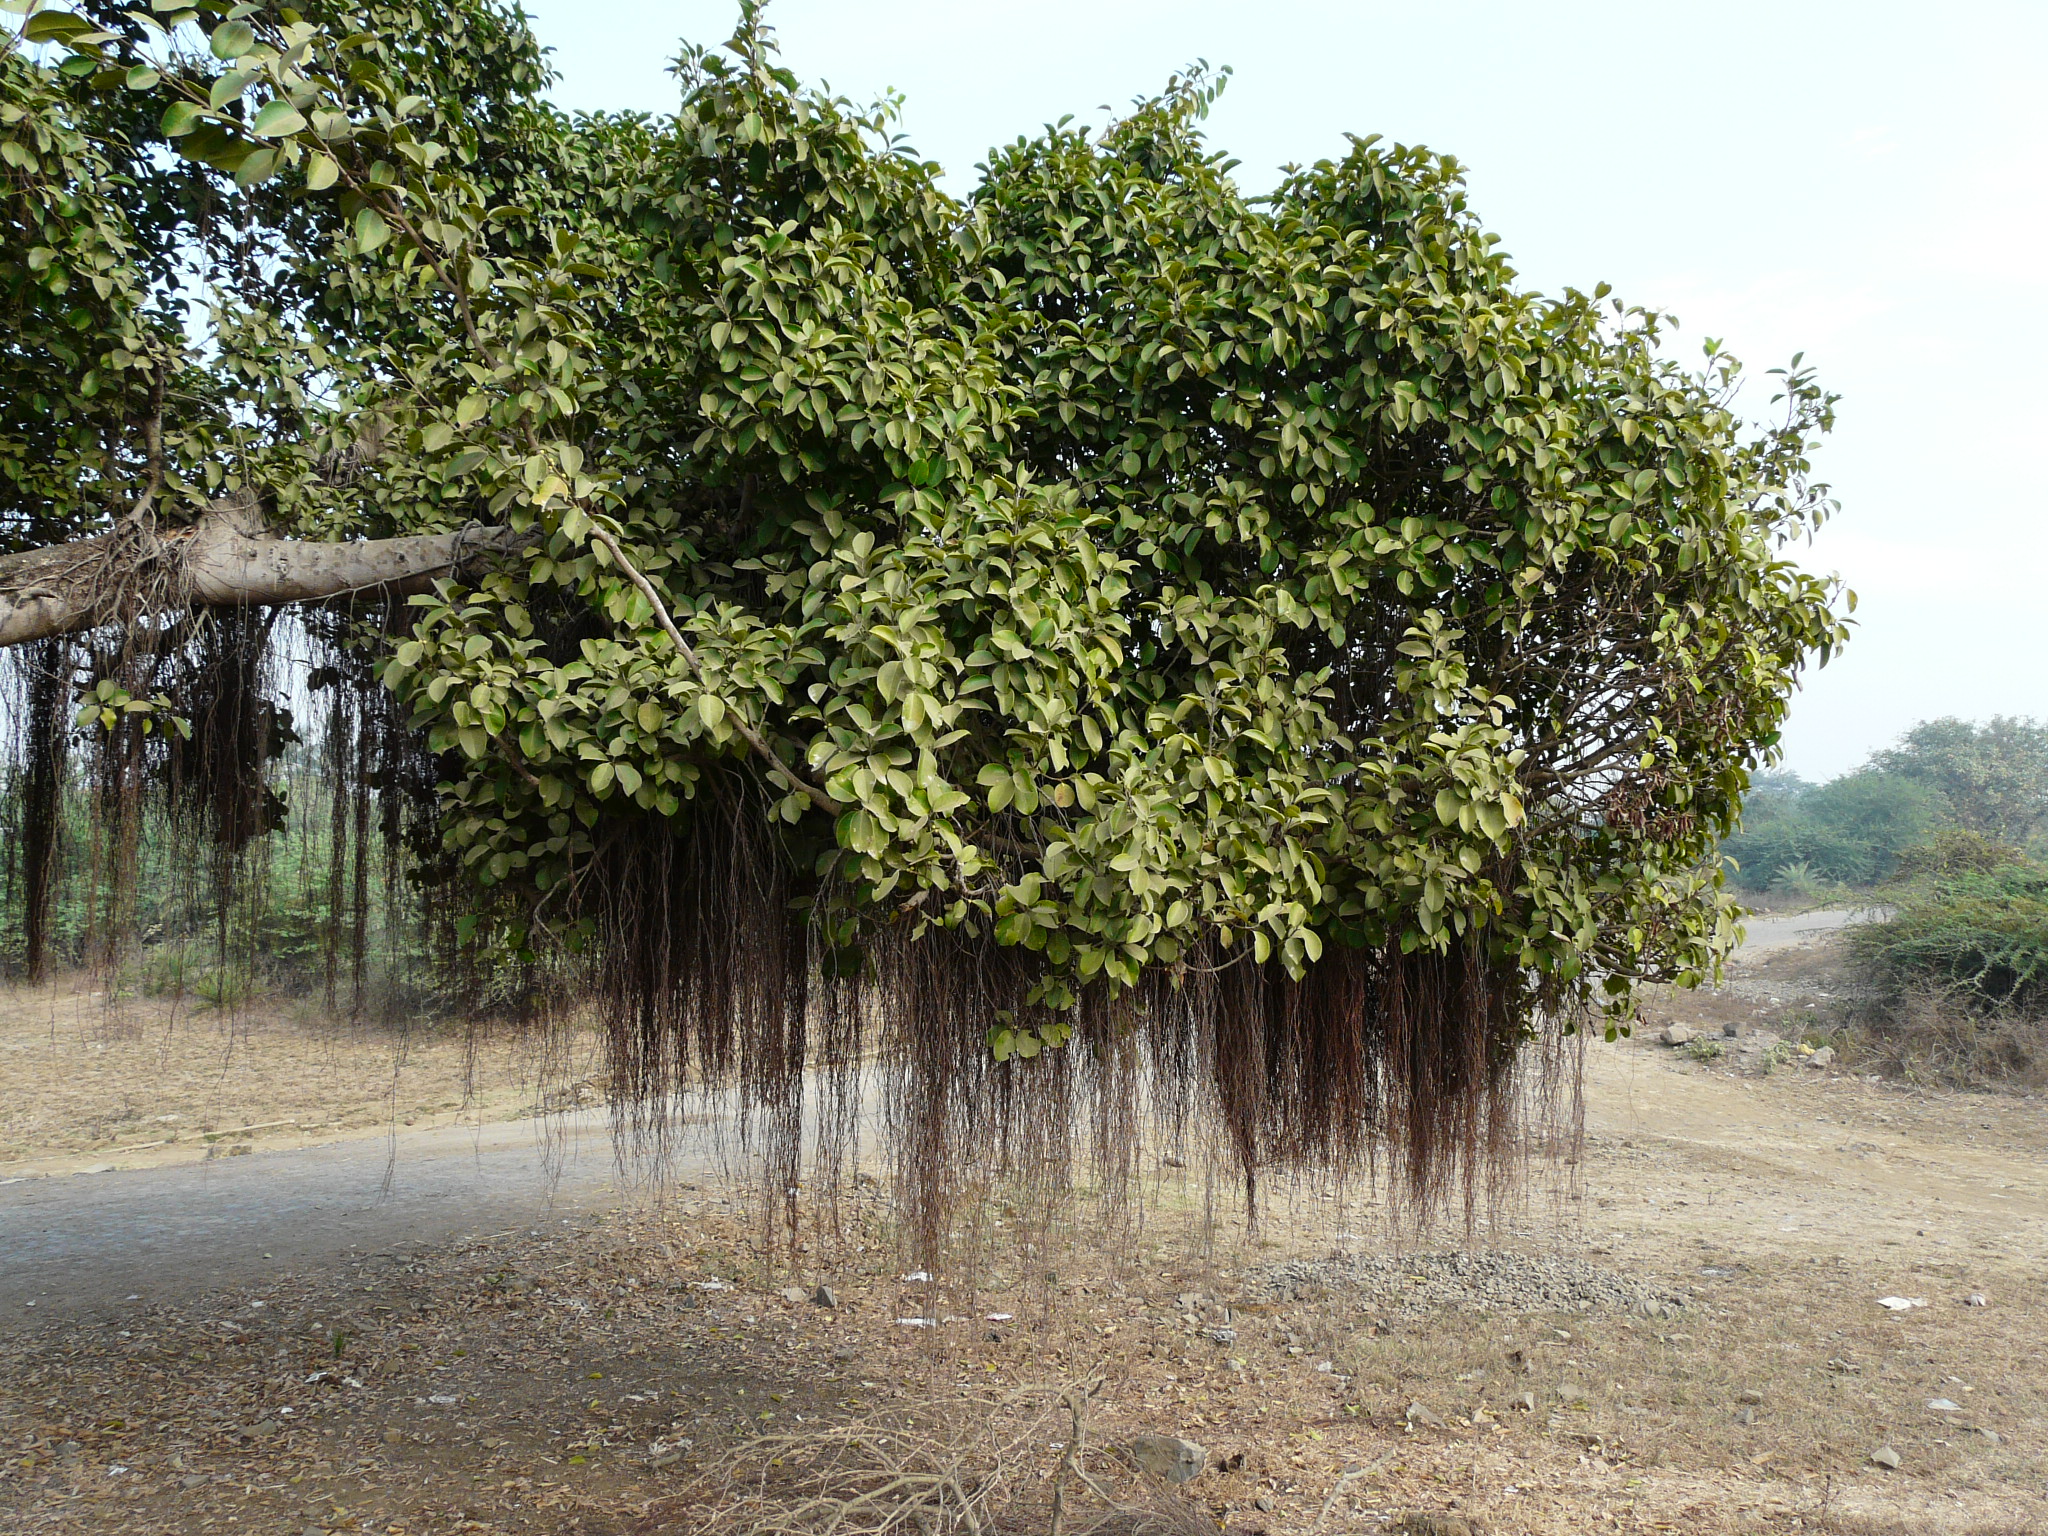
[1245,1250,1687,1319]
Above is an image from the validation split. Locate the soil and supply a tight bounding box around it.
[0,979,605,1179]
[2,922,2045,1536]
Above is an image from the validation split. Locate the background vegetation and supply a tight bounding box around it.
[1722,714,2048,897]
[1722,716,2048,1087]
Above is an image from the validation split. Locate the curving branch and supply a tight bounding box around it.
[0,499,535,649]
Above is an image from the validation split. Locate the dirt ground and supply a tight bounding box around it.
[2,930,2046,1536]
[0,980,602,1179]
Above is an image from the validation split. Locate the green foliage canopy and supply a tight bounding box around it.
[1871,716,2048,851]
[5,1,1847,1039]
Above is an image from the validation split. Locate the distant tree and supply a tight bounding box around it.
[1871,717,2048,849]
[1724,770,1944,890]
[1738,770,1815,818]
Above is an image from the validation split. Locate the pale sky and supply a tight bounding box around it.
[522,0,2048,781]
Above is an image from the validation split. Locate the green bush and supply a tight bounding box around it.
[1850,860,2048,1012]
[1890,827,2023,881]
[1766,860,1839,904]
[191,966,260,1011]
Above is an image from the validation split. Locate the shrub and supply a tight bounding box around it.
[191,967,259,1012]
[1766,860,1838,904]
[1890,828,2023,881]
[1850,860,2048,1012]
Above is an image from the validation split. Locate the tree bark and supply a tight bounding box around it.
[0,503,534,648]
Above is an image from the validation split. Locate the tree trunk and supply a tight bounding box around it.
[0,502,533,649]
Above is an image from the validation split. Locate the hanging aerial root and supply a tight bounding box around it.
[571,786,1577,1273]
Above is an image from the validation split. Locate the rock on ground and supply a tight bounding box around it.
[1128,1434,1205,1484]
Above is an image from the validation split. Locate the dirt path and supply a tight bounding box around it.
[0,1112,646,1323]
[1585,1037,2048,1265]
[4,931,2047,1533]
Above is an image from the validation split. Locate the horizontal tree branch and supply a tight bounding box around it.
[0,501,535,649]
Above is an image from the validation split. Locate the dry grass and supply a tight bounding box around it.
[1840,988,2048,1092]
[5,950,2048,1535]
[643,1385,1216,1536]
[0,975,597,1173]
[4,1170,2042,1536]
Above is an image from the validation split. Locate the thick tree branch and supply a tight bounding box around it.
[0,501,535,648]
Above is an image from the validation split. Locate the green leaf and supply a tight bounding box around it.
[233,147,281,188]
[354,204,390,254]
[209,18,255,58]
[22,10,92,44]
[209,68,258,109]
[159,99,203,137]
[124,66,161,91]
[251,99,308,138]
[304,151,339,191]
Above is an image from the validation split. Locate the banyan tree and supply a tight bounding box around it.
[0,0,1846,1256]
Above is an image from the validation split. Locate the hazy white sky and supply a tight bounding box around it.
[522,0,2048,781]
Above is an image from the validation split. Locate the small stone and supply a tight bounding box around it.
[1928,1398,1962,1413]
[1128,1434,1205,1485]
[1738,1389,1764,1405]
[646,1438,690,1469]
[1404,1400,1446,1429]
[382,1427,404,1445]
[1660,1025,1695,1046]
[1869,1446,1901,1469]
[1392,1515,1480,1536]
[812,1284,839,1309]
[1807,1046,1835,1069]
[779,1287,807,1305]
